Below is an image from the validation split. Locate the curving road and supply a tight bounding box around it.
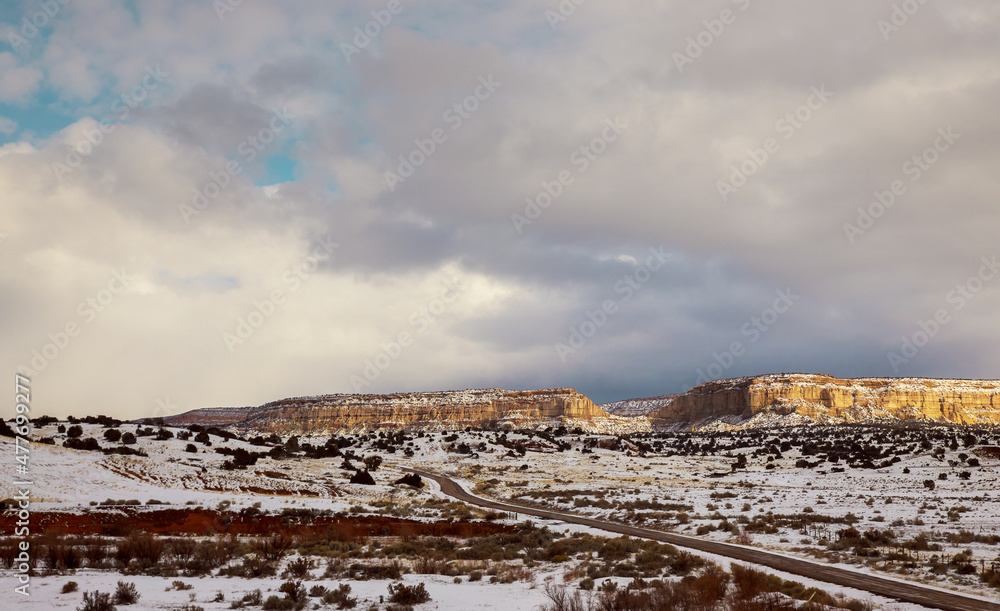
[404,468,1000,611]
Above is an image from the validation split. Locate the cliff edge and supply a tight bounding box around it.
[164,388,648,435]
[649,373,1000,428]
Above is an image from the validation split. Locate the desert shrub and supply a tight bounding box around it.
[414,555,452,574]
[633,549,670,574]
[0,539,19,569]
[254,533,294,562]
[185,536,237,575]
[983,568,1000,589]
[78,591,115,611]
[167,538,197,564]
[349,470,376,485]
[579,577,594,590]
[67,425,83,438]
[115,533,163,570]
[690,564,730,603]
[599,536,641,560]
[104,429,121,442]
[233,590,264,607]
[730,563,768,601]
[42,534,83,570]
[222,555,278,578]
[668,550,704,575]
[262,597,295,611]
[903,533,938,552]
[282,556,314,579]
[345,560,403,580]
[387,582,431,605]
[734,528,754,545]
[64,437,102,451]
[279,580,307,603]
[393,473,424,488]
[121,432,136,445]
[540,583,589,611]
[112,581,140,605]
[321,584,357,609]
[62,581,79,593]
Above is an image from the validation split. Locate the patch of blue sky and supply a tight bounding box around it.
[0,88,76,144]
[258,149,299,186]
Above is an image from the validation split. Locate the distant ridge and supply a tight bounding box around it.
[161,374,1000,435]
[163,388,648,435]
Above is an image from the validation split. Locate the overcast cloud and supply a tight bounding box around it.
[2,0,999,419]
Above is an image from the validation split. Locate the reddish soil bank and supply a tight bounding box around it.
[1,509,513,539]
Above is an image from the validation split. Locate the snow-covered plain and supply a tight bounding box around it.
[401,426,1000,601]
[3,420,999,609]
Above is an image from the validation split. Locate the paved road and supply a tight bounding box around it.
[405,468,1000,611]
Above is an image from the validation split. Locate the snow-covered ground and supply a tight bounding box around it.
[383,425,1000,601]
[3,420,999,609]
[19,571,558,610]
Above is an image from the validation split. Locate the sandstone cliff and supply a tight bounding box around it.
[649,373,1000,428]
[601,395,679,417]
[163,375,1000,435]
[165,388,649,435]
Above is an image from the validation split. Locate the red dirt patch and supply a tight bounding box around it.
[2,509,513,539]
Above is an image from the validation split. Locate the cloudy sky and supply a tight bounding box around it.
[3,1,999,419]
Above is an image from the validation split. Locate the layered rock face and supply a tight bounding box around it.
[163,375,1000,435]
[601,395,679,417]
[165,388,649,435]
[650,374,1000,428]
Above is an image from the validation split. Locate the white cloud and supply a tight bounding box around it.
[0,52,43,102]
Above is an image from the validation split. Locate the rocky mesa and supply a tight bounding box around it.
[162,375,1000,435]
[649,373,1000,428]
[164,388,649,435]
